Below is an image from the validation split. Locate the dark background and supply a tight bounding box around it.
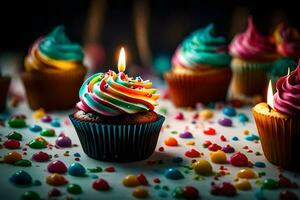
[0,0,299,70]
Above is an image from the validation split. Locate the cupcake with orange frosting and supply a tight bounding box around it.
[272,23,300,59]
[69,48,165,162]
[252,61,300,169]
[22,26,86,110]
[229,17,278,98]
[164,24,232,107]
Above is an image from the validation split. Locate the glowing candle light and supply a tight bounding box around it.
[118,47,126,72]
[267,80,274,110]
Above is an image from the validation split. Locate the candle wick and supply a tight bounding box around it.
[268,105,272,112]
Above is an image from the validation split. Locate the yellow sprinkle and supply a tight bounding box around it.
[234,179,252,190]
[132,187,148,198]
[32,108,46,120]
[192,159,213,176]
[199,109,214,120]
[210,150,227,164]
[236,168,257,179]
[243,130,250,135]
[186,141,195,146]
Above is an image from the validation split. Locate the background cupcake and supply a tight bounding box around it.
[252,62,300,170]
[229,17,278,98]
[69,51,165,162]
[164,24,232,107]
[0,70,11,112]
[22,26,86,110]
[272,23,300,60]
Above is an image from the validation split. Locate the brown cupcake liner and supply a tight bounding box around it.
[0,76,11,111]
[22,67,86,110]
[231,61,272,97]
[252,109,300,170]
[164,68,232,107]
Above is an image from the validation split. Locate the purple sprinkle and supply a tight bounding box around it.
[56,135,72,147]
[222,145,235,153]
[218,117,232,127]
[41,115,52,123]
[179,131,193,139]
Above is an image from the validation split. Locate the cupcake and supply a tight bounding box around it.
[69,48,165,162]
[268,58,297,91]
[252,62,300,170]
[229,17,278,98]
[0,71,11,112]
[164,24,232,107]
[272,23,300,59]
[22,26,86,110]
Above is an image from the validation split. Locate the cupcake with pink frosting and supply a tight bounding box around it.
[229,17,278,98]
[252,61,300,169]
[272,23,300,60]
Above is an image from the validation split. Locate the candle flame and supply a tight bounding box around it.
[118,47,126,72]
[267,80,274,110]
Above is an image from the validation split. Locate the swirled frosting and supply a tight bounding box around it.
[25,26,85,72]
[273,23,300,59]
[229,17,277,61]
[274,62,300,116]
[172,24,231,70]
[76,70,159,116]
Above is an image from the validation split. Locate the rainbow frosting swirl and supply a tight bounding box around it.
[229,17,277,61]
[273,23,300,59]
[76,70,159,116]
[25,26,84,72]
[172,24,231,69]
[274,61,300,116]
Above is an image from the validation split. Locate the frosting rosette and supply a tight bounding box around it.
[274,61,300,116]
[230,17,277,61]
[25,26,84,72]
[76,71,159,116]
[172,24,231,69]
[273,23,300,59]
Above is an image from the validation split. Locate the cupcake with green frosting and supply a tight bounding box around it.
[22,26,86,110]
[164,24,232,107]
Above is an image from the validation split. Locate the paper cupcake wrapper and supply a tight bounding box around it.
[252,110,300,170]
[22,68,86,110]
[69,114,165,162]
[164,68,232,107]
[231,59,272,97]
[0,76,11,112]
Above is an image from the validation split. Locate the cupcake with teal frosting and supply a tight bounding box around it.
[164,24,232,107]
[22,26,86,110]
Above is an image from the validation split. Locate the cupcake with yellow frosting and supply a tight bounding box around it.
[164,24,232,107]
[229,17,278,98]
[22,26,86,110]
[69,48,165,162]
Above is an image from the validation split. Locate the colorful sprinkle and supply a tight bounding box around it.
[4,151,22,164]
[123,175,140,187]
[32,108,46,119]
[7,131,22,140]
[238,113,249,123]
[223,106,236,117]
[51,119,61,127]
[218,117,232,127]
[179,131,193,138]
[46,173,68,186]
[245,134,260,141]
[67,183,82,194]
[55,133,72,148]
[93,178,110,191]
[211,182,237,196]
[21,191,40,200]
[262,179,279,190]
[137,173,149,186]
[48,160,67,174]
[10,170,32,185]
[164,137,178,146]
[208,143,222,152]
[132,187,149,198]
[29,137,48,149]
[203,127,216,135]
[68,163,86,176]
[254,162,266,168]
[199,109,214,120]
[3,139,21,149]
[41,115,52,123]
[210,150,227,164]
[192,159,213,176]
[48,188,62,197]
[8,117,27,128]
[185,149,200,158]
[236,168,257,179]
[230,152,249,167]
[32,151,50,162]
[182,186,199,199]
[29,125,42,132]
[14,159,32,167]
[279,190,298,200]
[40,129,56,137]
[164,168,184,180]
[234,179,252,190]
[174,112,184,120]
[222,145,235,153]
[172,157,183,163]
